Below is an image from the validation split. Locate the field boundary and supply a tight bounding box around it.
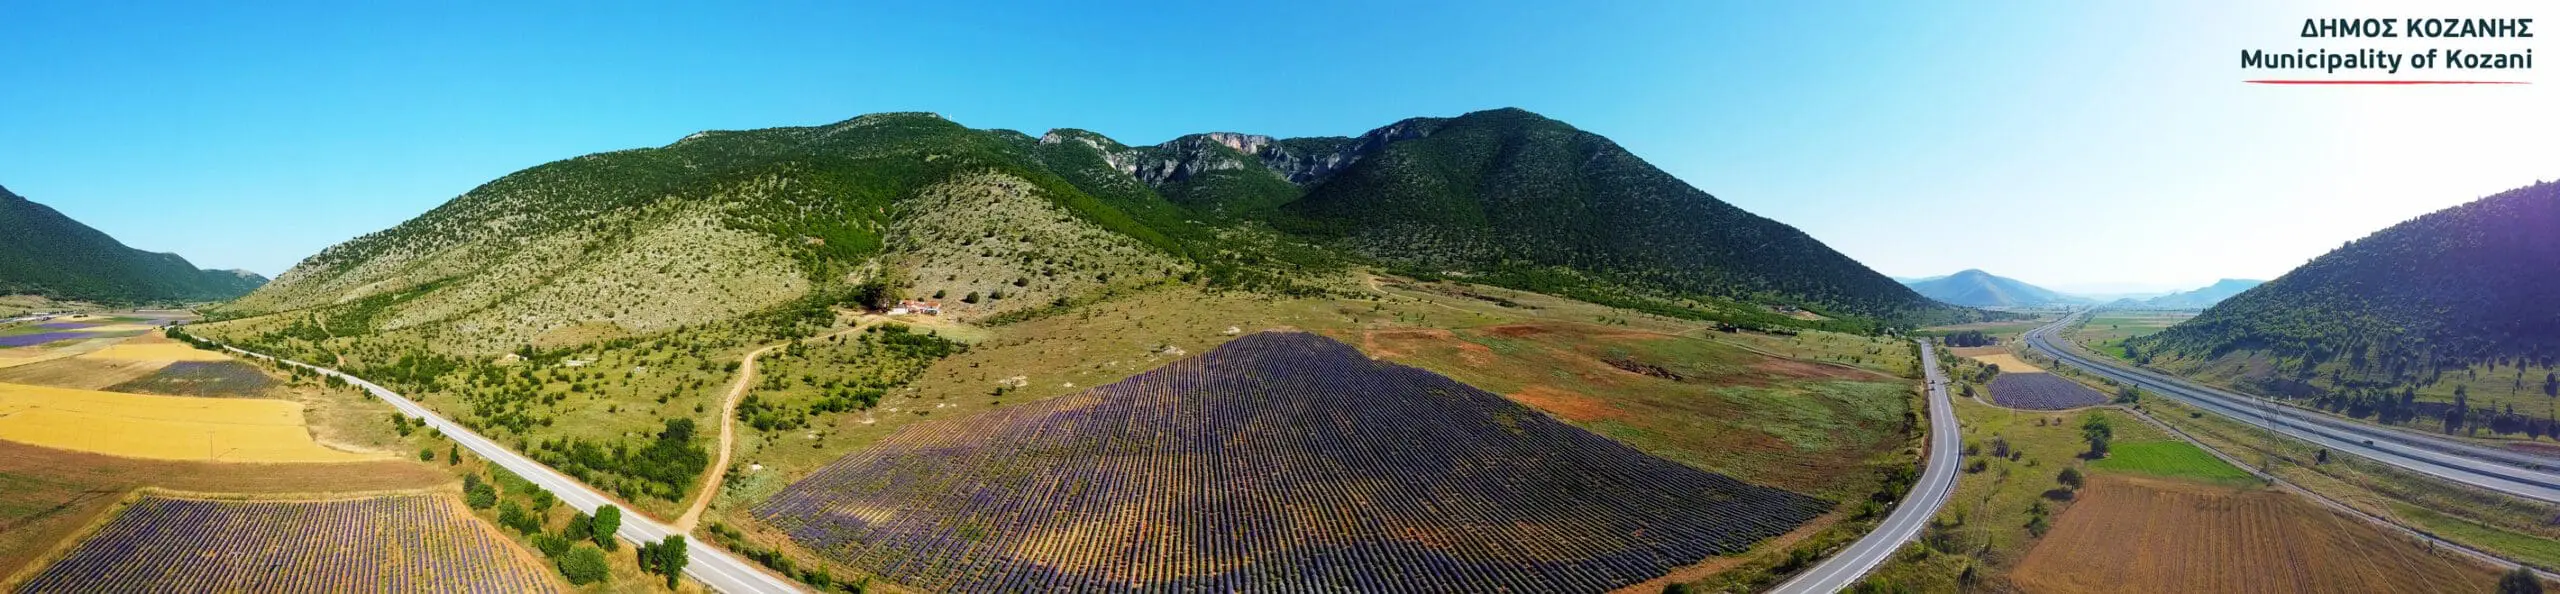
[0,488,146,591]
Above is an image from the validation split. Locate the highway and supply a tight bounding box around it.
[2021,313,2560,503]
[1769,340,1961,594]
[220,344,805,594]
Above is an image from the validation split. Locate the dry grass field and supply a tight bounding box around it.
[2011,475,2497,593]
[0,382,383,463]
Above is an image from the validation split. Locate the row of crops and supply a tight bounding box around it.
[1988,373,2108,410]
[17,494,563,593]
[758,331,1829,593]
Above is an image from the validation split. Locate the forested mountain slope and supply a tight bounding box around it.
[2131,181,2560,385]
[0,185,265,303]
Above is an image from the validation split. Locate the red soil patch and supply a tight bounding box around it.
[2012,476,2497,593]
[1361,328,1494,365]
[1750,357,1882,382]
[1506,385,1627,422]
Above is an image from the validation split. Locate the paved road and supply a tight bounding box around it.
[2022,313,2560,503]
[1769,340,1961,594]
[222,345,805,594]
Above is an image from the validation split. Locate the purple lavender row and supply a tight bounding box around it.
[756,332,1827,592]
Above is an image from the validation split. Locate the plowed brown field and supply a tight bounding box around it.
[2012,476,2497,593]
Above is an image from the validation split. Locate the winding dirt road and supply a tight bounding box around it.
[674,318,879,532]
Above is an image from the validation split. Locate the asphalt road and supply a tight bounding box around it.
[1769,340,1960,594]
[2021,314,2560,503]
[222,345,805,594]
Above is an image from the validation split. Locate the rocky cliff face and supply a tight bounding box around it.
[1044,116,1446,191]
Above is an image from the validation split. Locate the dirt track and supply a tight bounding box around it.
[673,318,879,532]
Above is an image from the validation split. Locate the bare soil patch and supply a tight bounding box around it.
[1967,352,2046,374]
[1507,385,1629,422]
[2012,475,2498,593]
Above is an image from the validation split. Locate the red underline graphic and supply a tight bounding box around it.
[2246,79,2528,85]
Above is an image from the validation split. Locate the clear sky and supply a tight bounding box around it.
[4,1,2552,293]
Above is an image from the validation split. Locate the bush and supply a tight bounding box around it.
[593,505,622,550]
[418,448,435,462]
[531,533,571,558]
[557,544,611,584]
[498,502,541,534]
[463,475,497,509]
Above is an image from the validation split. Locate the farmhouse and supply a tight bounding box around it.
[891,299,943,316]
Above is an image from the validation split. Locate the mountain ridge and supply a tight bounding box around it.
[1900,269,2086,308]
[0,185,267,304]
[216,108,1978,353]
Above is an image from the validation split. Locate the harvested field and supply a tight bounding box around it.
[103,361,278,397]
[12,493,564,593]
[76,341,230,362]
[0,439,446,579]
[1966,352,2045,374]
[2012,476,2496,593]
[0,382,383,462]
[1987,373,2106,409]
[760,332,1829,593]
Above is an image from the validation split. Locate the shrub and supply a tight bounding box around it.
[557,544,610,584]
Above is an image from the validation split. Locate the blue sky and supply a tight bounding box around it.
[4,1,2552,293]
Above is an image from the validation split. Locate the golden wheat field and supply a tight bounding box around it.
[76,341,232,362]
[1966,352,2047,374]
[0,382,382,463]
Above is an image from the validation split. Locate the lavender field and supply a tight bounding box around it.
[1988,373,2108,410]
[16,494,561,593]
[0,332,90,348]
[106,361,278,397]
[758,331,1828,593]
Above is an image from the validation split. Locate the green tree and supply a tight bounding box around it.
[418,448,435,462]
[2080,414,2114,459]
[557,544,611,585]
[447,444,461,465]
[592,505,622,550]
[657,535,688,589]
[2501,567,2544,594]
[2057,467,2085,490]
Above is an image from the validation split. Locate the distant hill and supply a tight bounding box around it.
[218,108,1974,353]
[1902,269,2087,308]
[0,185,265,304]
[2131,279,2264,309]
[2131,181,2560,383]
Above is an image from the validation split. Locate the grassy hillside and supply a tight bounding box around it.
[0,186,265,304]
[2130,181,2560,435]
